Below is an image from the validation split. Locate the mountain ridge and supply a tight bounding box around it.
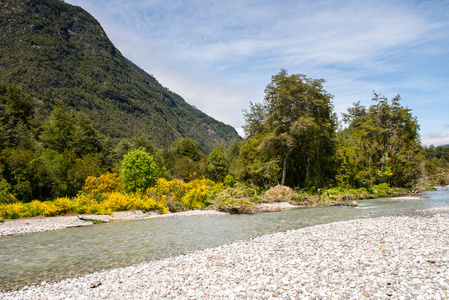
[0,0,240,152]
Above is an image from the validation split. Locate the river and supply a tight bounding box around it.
[1,187,448,291]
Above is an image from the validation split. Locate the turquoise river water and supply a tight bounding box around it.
[1,187,449,291]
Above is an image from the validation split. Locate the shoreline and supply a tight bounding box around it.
[1,188,436,238]
[0,202,300,238]
[1,213,448,299]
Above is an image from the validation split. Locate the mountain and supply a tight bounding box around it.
[0,0,240,152]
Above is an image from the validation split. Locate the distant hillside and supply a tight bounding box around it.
[0,0,240,152]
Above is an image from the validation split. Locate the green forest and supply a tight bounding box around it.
[1,70,449,220]
[0,0,240,153]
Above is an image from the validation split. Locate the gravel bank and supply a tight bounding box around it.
[2,214,448,299]
[1,203,300,237]
[0,210,228,237]
[0,216,91,237]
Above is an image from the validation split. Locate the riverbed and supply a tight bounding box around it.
[1,187,449,293]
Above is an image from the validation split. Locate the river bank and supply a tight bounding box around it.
[0,202,299,237]
[1,212,448,299]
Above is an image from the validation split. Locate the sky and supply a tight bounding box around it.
[66,0,449,146]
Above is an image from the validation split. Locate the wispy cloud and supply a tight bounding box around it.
[421,131,449,146]
[67,0,449,141]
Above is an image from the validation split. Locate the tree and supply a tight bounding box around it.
[40,107,74,153]
[236,133,281,188]
[341,101,367,126]
[206,149,228,182]
[0,84,35,149]
[171,138,202,162]
[336,93,422,187]
[164,138,204,181]
[120,148,159,193]
[242,69,336,187]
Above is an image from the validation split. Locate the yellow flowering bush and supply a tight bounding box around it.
[179,178,222,210]
[73,193,103,214]
[84,172,123,199]
[147,178,184,199]
[54,197,73,214]
[0,198,75,220]
[0,177,223,219]
[26,200,59,217]
[0,202,26,219]
[101,192,168,214]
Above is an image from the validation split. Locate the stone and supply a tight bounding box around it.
[90,281,102,288]
[78,214,112,223]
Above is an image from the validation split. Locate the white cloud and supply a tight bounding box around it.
[421,131,449,147]
[66,0,449,138]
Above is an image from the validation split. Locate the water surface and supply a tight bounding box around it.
[1,187,448,291]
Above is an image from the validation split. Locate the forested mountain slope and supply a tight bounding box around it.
[0,0,239,152]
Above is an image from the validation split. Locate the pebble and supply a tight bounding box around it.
[1,214,448,299]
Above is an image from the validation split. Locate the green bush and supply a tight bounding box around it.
[120,148,159,193]
[211,184,261,214]
[224,175,236,187]
[215,197,255,214]
[0,178,16,204]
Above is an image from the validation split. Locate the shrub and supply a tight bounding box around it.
[224,175,236,187]
[73,193,102,214]
[211,183,262,214]
[72,191,168,215]
[147,178,185,212]
[54,197,73,214]
[40,202,58,217]
[0,202,26,219]
[84,172,123,195]
[120,148,159,193]
[0,178,16,204]
[216,197,255,214]
[179,178,217,210]
[26,200,46,217]
[264,185,298,203]
[147,178,222,212]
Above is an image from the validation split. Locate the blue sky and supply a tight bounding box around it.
[66,0,449,146]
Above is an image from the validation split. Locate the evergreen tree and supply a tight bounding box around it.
[242,70,336,188]
[336,93,422,187]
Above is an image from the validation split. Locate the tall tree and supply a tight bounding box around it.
[336,93,422,187]
[242,70,336,187]
[0,84,35,149]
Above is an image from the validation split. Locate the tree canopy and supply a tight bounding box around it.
[336,93,422,187]
[242,69,336,188]
[120,148,159,193]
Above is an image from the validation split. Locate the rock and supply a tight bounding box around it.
[78,214,113,223]
[350,201,359,207]
[90,281,102,288]
[386,289,393,296]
